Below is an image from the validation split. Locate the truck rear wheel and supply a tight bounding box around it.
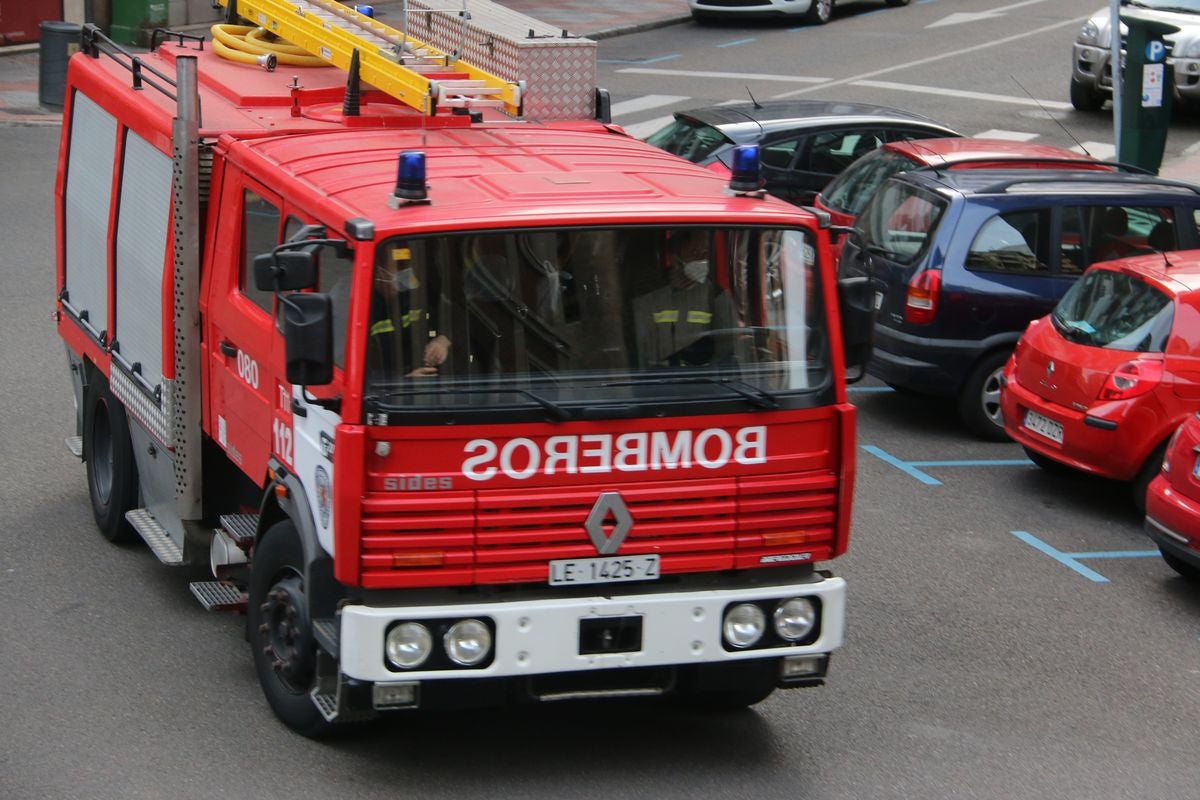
[675,660,777,711]
[83,374,139,543]
[249,521,332,737]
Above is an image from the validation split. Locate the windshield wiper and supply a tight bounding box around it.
[603,376,779,409]
[365,386,573,422]
[1053,317,1096,345]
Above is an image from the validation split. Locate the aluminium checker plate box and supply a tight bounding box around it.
[400,0,597,121]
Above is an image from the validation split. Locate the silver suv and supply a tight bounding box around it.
[1071,1,1200,111]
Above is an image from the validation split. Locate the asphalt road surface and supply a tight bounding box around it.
[3,3,1200,796]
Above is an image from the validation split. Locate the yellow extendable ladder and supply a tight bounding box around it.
[215,0,522,116]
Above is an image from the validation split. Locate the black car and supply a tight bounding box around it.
[838,167,1200,439]
[643,100,958,205]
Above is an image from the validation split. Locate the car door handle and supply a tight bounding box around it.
[219,340,238,358]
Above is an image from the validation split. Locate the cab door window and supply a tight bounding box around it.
[242,190,280,314]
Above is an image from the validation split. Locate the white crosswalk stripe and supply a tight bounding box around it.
[973,129,1041,141]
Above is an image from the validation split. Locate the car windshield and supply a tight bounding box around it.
[856,179,949,265]
[643,117,733,163]
[1051,268,1174,351]
[362,226,829,421]
[1123,0,1200,13]
[820,150,922,216]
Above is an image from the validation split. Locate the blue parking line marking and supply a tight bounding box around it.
[718,38,756,48]
[1012,532,1161,583]
[861,445,1032,486]
[912,459,1032,468]
[848,386,894,394]
[1011,531,1111,583]
[1064,550,1158,559]
[861,445,941,485]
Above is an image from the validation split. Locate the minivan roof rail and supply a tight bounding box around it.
[972,172,1200,195]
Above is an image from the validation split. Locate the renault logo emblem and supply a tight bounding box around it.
[1046,360,1056,376]
[584,492,634,555]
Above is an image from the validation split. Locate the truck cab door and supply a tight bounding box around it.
[208,182,284,483]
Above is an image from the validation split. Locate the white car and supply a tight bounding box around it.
[1071,1,1200,111]
[690,0,909,26]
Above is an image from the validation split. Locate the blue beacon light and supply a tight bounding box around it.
[728,144,763,195]
[392,150,429,204]
[354,5,375,18]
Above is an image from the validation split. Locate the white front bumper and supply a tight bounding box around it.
[338,575,846,683]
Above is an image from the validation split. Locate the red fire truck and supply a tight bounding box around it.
[54,0,871,735]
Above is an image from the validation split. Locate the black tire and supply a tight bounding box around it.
[675,660,777,711]
[248,521,332,737]
[957,350,1012,442]
[1023,446,1072,476]
[83,374,139,543]
[1160,549,1200,583]
[1070,78,1105,112]
[1131,441,1168,516]
[885,0,911,6]
[804,0,834,25]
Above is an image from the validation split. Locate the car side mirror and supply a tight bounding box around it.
[838,275,874,384]
[281,293,333,386]
[254,245,319,292]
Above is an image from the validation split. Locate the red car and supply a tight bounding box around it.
[1146,413,1200,582]
[1001,249,1200,511]
[814,137,1113,259]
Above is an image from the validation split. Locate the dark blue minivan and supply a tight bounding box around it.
[838,168,1200,439]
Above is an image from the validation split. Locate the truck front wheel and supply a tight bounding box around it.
[83,374,139,543]
[249,521,332,737]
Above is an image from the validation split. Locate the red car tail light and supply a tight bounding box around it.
[904,269,941,324]
[1097,359,1164,401]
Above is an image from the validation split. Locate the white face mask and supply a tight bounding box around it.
[682,259,710,284]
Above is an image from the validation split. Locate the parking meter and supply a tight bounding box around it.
[1119,9,1179,173]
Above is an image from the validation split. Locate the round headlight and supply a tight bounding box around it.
[723,603,766,649]
[385,622,433,669]
[444,619,492,666]
[773,598,817,642]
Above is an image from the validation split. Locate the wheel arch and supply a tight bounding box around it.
[257,459,344,619]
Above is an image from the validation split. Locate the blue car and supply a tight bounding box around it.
[838,167,1200,439]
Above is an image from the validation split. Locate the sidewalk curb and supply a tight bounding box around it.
[583,15,692,41]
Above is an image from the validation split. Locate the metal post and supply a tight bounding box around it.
[172,55,203,520]
[1110,0,1122,162]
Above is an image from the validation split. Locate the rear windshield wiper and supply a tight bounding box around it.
[1053,317,1097,345]
[366,386,573,422]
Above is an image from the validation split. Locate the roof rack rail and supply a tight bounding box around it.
[80,23,181,101]
[974,172,1200,195]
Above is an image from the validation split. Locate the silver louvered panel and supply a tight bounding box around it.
[64,93,118,333]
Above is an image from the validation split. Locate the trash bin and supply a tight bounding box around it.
[38,20,81,110]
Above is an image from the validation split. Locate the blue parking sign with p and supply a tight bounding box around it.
[1146,40,1166,63]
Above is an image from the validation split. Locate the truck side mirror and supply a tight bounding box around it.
[281,293,333,386]
[253,246,319,292]
[837,275,874,384]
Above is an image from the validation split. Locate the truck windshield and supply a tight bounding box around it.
[362,226,828,420]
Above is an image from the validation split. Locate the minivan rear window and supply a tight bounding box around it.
[858,180,948,265]
[1051,268,1174,352]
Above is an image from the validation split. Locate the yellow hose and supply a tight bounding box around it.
[210,24,327,68]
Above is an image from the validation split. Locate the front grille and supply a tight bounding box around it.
[358,472,838,588]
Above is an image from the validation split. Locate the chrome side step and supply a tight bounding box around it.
[189,580,246,612]
[65,436,83,459]
[126,508,185,566]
